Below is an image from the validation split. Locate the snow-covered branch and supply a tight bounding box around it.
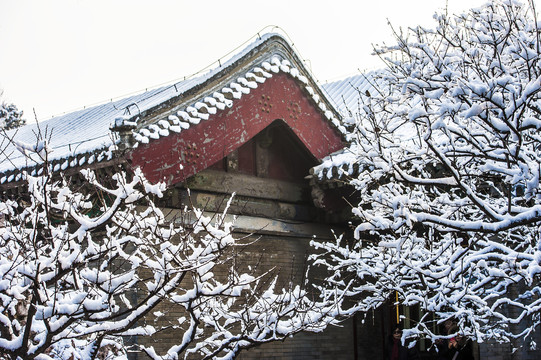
[0,138,339,360]
[313,0,541,350]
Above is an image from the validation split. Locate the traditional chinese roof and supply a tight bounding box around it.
[322,71,381,118]
[309,71,387,185]
[0,33,362,185]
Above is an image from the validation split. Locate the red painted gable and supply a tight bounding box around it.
[129,73,344,185]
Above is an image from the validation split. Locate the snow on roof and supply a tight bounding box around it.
[0,33,349,184]
[321,70,389,123]
[309,144,362,182]
[0,77,206,181]
[311,71,388,183]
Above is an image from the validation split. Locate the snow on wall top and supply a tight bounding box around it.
[0,33,348,184]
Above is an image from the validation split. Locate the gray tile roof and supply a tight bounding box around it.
[322,71,382,118]
[310,71,387,183]
[0,34,376,185]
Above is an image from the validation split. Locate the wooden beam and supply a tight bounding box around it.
[160,206,338,240]
[183,169,310,203]
[170,189,318,222]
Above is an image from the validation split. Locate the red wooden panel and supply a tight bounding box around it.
[237,140,256,176]
[130,73,344,185]
[208,158,226,171]
[266,123,317,183]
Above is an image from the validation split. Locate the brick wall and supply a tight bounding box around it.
[126,232,382,359]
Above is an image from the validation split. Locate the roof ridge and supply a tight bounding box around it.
[126,53,346,148]
[36,31,293,121]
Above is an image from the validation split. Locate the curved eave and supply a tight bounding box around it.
[118,34,347,149]
[130,71,346,185]
[1,34,348,186]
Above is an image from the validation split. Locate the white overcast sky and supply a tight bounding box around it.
[0,0,529,122]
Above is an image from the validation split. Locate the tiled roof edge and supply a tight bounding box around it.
[1,34,346,185]
[124,55,347,148]
[118,34,346,148]
[0,146,117,186]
